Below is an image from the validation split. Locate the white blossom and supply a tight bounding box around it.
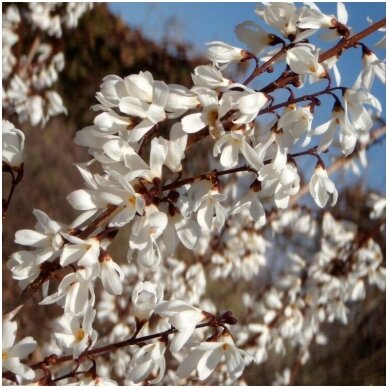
[176,331,253,381]
[2,120,24,169]
[54,305,97,358]
[309,165,338,208]
[2,320,36,381]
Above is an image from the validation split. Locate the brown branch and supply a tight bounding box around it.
[258,86,345,116]
[259,18,386,94]
[162,165,257,192]
[77,205,118,240]
[2,163,24,222]
[4,205,119,317]
[162,145,328,193]
[288,347,305,386]
[18,34,41,79]
[243,45,289,86]
[29,312,236,374]
[319,18,386,63]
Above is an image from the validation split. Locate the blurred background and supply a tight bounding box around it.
[2,3,386,385]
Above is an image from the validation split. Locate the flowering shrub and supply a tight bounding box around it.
[2,3,386,386]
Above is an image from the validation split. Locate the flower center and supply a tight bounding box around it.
[148,226,157,236]
[207,109,219,127]
[128,195,136,206]
[2,351,8,360]
[75,329,85,342]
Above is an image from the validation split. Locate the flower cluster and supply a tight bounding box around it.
[2,3,93,127]
[3,2,386,386]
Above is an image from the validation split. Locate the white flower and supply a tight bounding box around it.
[2,320,36,381]
[40,267,97,314]
[298,2,348,32]
[206,41,248,68]
[286,44,326,79]
[176,331,253,382]
[309,164,338,208]
[272,368,291,386]
[277,105,313,147]
[95,75,126,108]
[314,101,358,156]
[154,123,187,173]
[14,209,66,264]
[54,305,97,358]
[343,88,381,132]
[181,88,231,136]
[130,205,168,268]
[196,188,227,232]
[162,211,200,256]
[60,235,100,267]
[155,300,208,353]
[235,20,275,55]
[132,281,164,321]
[255,2,301,39]
[99,252,125,296]
[226,85,269,125]
[166,84,199,118]
[192,65,230,89]
[7,251,41,290]
[119,71,169,142]
[233,185,266,226]
[356,50,386,90]
[213,128,259,168]
[127,341,166,384]
[367,193,386,220]
[2,120,24,169]
[93,171,145,228]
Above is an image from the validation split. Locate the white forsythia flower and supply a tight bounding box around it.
[196,188,227,232]
[343,88,381,132]
[181,88,231,136]
[309,164,338,208]
[192,65,230,89]
[298,2,348,31]
[162,211,201,255]
[235,20,276,55]
[132,281,164,321]
[127,341,166,384]
[2,120,25,170]
[7,251,41,290]
[118,71,169,142]
[213,129,259,168]
[286,44,326,79]
[99,251,125,296]
[130,205,168,268]
[356,50,386,90]
[272,368,291,386]
[54,305,97,358]
[277,104,313,147]
[2,320,36,381]
[367,193,386,220]
[206,41,250,68]
[176,331,253,382]
[40,267,97,314]
[60,234,101,267]
[155,300,209,353]
[14,209,66,264]
[314,101,358,156]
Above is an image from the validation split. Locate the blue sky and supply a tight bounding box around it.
[109,2,386,192]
